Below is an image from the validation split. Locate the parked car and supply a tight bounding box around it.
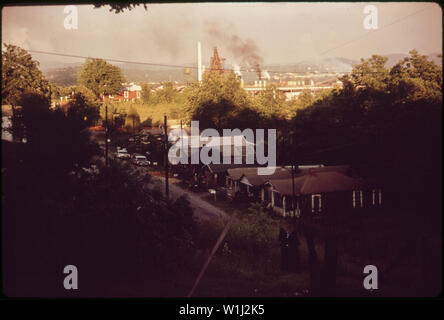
[116,148,130,159]
[131,154,149,166]
[117,146,128,153]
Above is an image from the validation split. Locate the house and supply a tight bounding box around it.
[266,170,381,218]
[240,166,294,200]
[223,164,381,217]
[200,163,257,189]
[103,83,142,102]
[296,164,353,176]
[1,106,13,142]
[225,165,330,201]
[168,134,256,169]
[225,166,292,200]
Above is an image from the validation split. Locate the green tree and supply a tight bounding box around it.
[58,86,75,99]
[351,54,390,92]
[12,91,99,171]
[1,44,51,106]
[295,89,314,108]
[141,83,152,104]
[186,72,249,113]
[388,50,442,103]
[75,85,98,103]
[78,58,125,100]
[67,92,101,128]
[125,105,141,134]
[253,84,285,116]
[287,51,442,295]
[185,72,254,130]
[50,84,61,101]
[93,3,148,13]
[154,82,176,104]
[3,97,197,295]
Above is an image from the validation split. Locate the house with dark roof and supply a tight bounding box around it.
[200,163,257,188]
[266,169,381,218]
[224,166,293,201]
[222,164,381,217]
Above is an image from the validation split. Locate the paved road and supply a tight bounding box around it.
[133,167,228,223]
[91,131,228,222]
[153,176,227,222]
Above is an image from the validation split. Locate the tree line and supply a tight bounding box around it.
[2,44,197,296]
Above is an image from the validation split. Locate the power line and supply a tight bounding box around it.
[319,7,431,56]
[28,48,420,77]
[28,49,203,70]
[24,6,433,78]
[27,48,353,75]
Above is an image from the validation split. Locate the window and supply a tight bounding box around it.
[289,198,301,218]
[353,190,363,208]
[311,194,322,213]
[372,189,382,205]
[137,91,141,98]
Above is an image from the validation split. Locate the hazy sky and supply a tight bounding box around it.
[2,2,442,66]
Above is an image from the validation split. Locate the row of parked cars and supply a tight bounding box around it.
[115,147,157,167]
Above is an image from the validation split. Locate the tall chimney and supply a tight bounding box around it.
[197,41,202,82]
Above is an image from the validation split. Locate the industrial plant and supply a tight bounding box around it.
[196,41,343,100]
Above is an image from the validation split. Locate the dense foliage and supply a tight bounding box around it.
[78,58,125,99]
[289,51,442,208]
[93,3,148,13]
[2,50,197,296]
[2,44,52,106]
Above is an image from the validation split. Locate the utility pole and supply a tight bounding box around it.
[291,134,296,217]
[291,163,296,217]
[180,119,184,151]
[180,119,184,179]
[164,113,169,201]
[105,100,109,167]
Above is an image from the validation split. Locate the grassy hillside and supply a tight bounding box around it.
[109,101,187,125]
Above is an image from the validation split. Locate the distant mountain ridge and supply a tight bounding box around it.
[39,53,442,86]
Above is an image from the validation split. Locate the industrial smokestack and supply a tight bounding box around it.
[197,41,202,82]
